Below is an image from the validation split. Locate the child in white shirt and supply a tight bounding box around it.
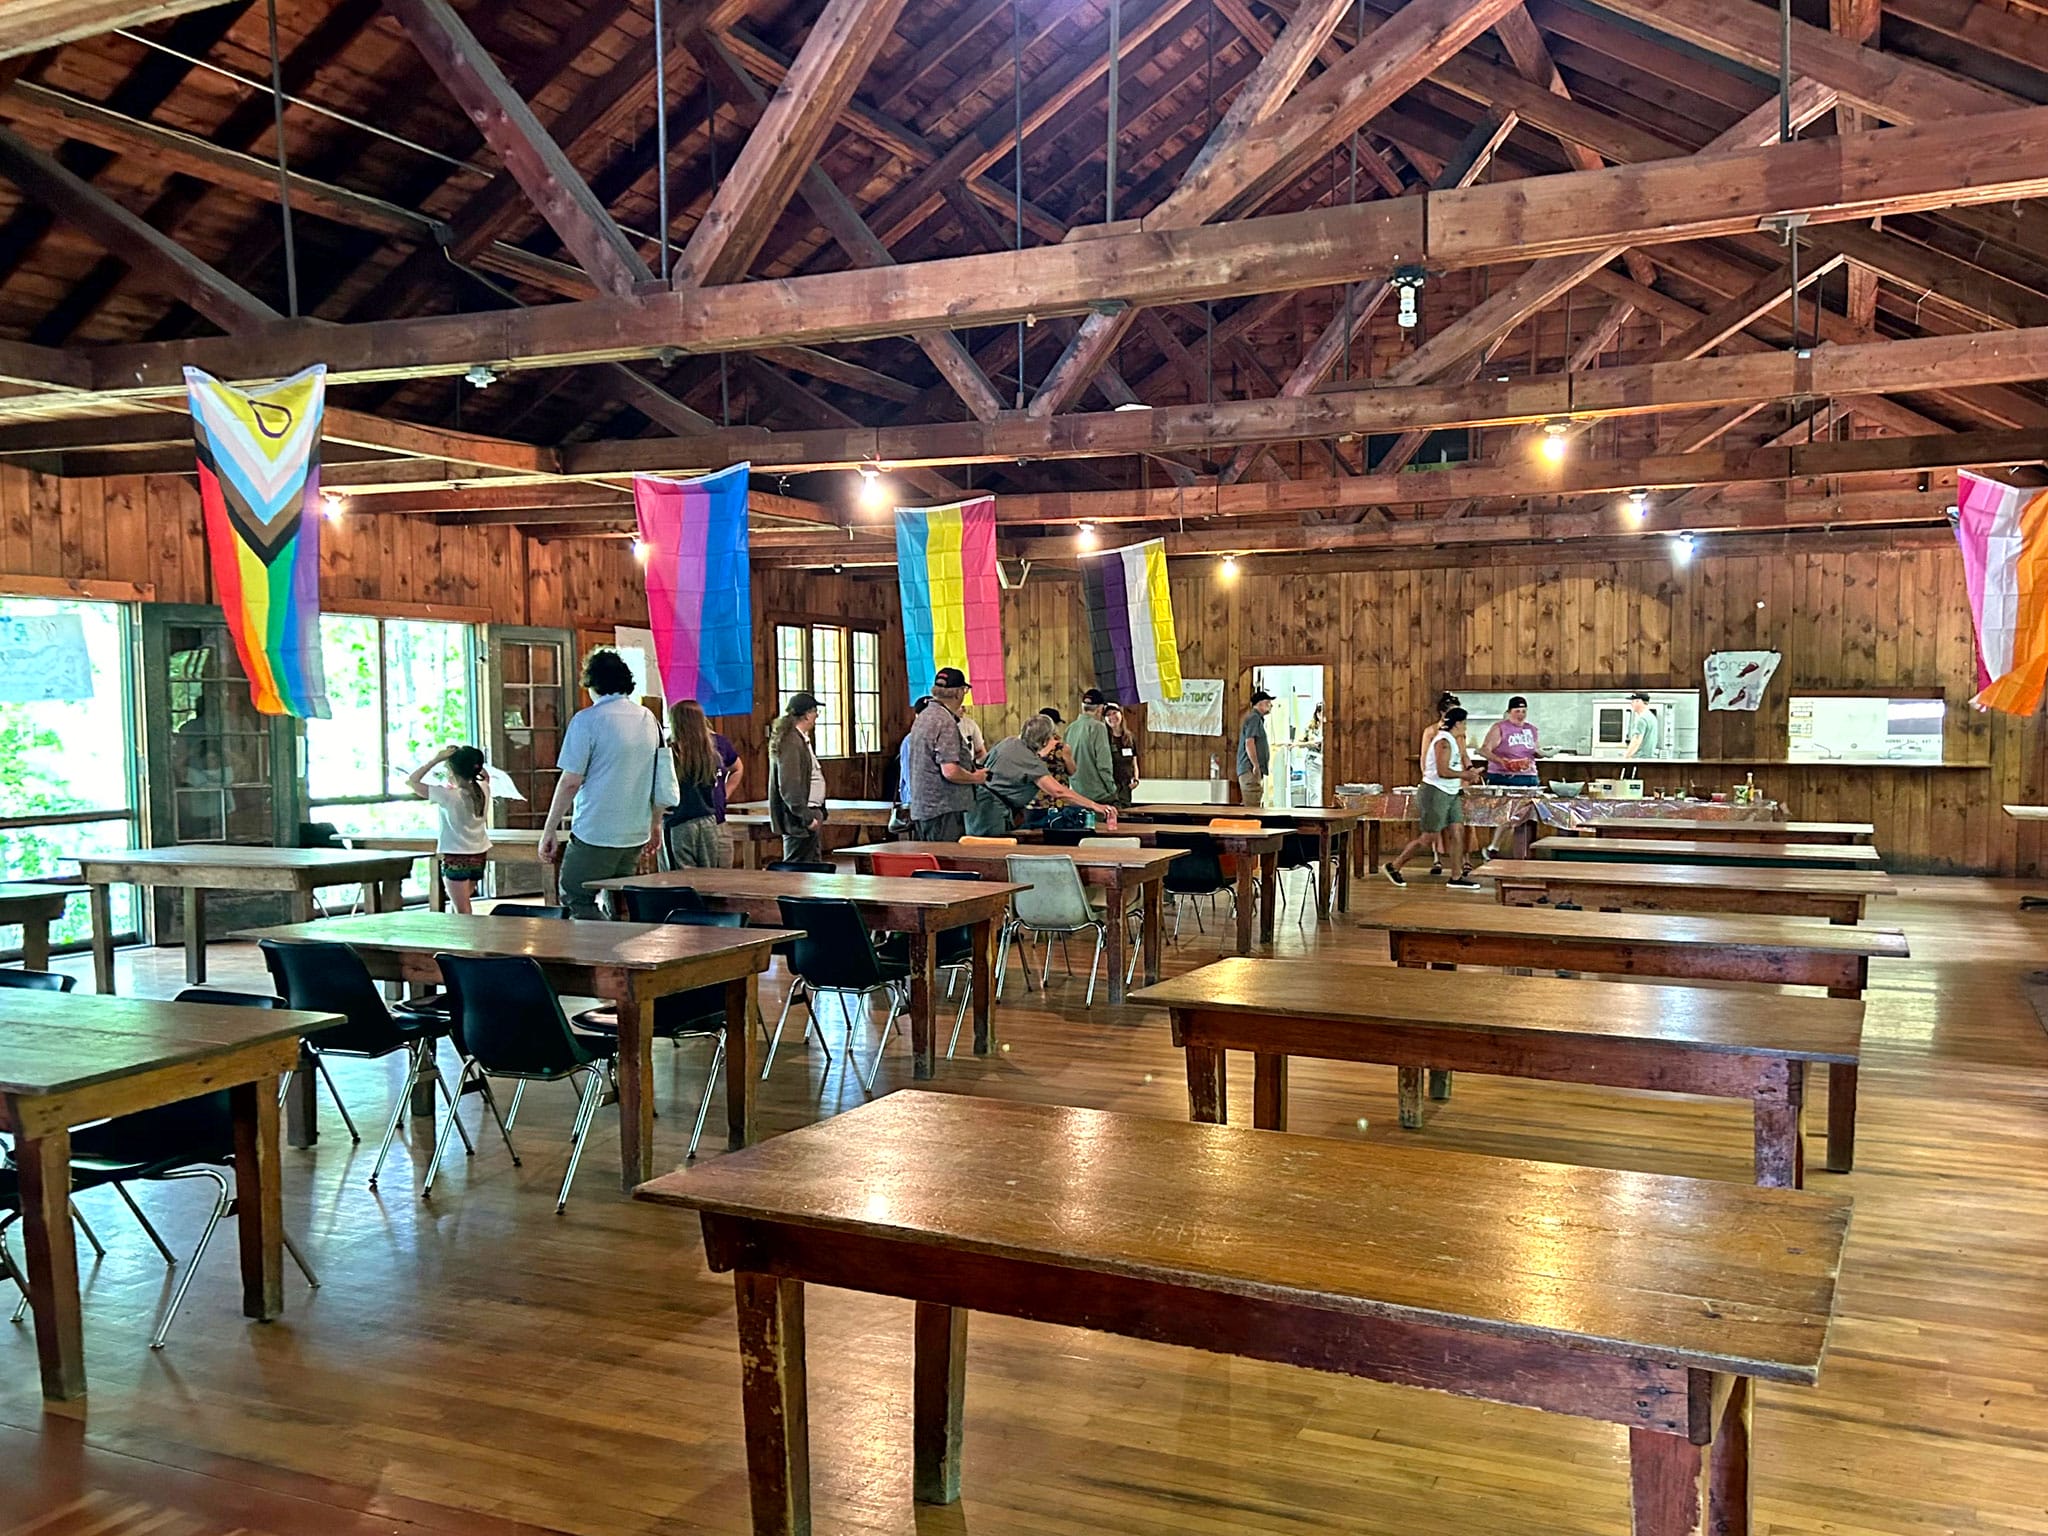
[405,746,491,913]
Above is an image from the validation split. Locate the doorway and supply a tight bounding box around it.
[1252,664,1326,807]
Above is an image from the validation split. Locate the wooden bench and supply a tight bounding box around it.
[1575,818,1874,844]
[639,1091,1849,1536]
[1359,900,1909,1171]
[1536,835,1885,870]
[1480,859,1895,925]
[1132,959,1862,1185]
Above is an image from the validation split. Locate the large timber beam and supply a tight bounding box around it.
[0,2,225,57]
[386,0,650,297]
[62,108,2048,403]
[672,0,913,287]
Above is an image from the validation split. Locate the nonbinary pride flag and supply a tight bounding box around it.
[1954,469,2048,714]
[1079,538,1183,706]
[895,496,1006,704]
[634,464,754,716]
[183,363,330,718]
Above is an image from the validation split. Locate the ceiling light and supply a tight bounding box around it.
[320,489,345,524]
[1219,554,1239,580]
[463,363,498,389]
[1076,521,1099,548]
[1113,401,1153,412]
[1391,264,1427,329]
[857,465,889,511]
[1671,532,1695,565]
[1624,489,1649,521]
[631,537,650,562]
[1537,420,1570,465]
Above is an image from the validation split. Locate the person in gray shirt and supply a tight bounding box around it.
[1066,688,1117,804]
[1236,688,1274,807]
[906,667,988,841]
[1623,691,1663,762]
[967,715,1119,836]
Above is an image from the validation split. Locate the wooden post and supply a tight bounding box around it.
[285,1039,318,1148]
[1751,1056,1806,1189]
[1335,828,1353,913]
[88,882,113,995]
[912,1302,968,1505]
[1251,1052,1289,1131]
[1824,1062,1858,1174]
[182,886,206,984]
[1314,828,1334,919]
[229,1077,284,1320]
[734,1272,811,1536]
[1184,1041,1227,1123]
[16,1127,84,1401]
[1104,876,1130,1004]
[614,976,657,1191]
[1398,1066,1426,1129]
[1258,851,1279,944]
[725,975,756,1150]
[1140,877,1164,985]
[21,912,50,971]
[1627,1425,1709,1536]
[1233,860,1256,955]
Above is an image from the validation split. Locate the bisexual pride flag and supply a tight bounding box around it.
[895,496,1006,703]
[1954,469,2048,715]
[184,363,330,718]
[634,463,754,715]
[1080,537,1183,706]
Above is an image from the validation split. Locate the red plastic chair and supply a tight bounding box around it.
[870,852,942,879]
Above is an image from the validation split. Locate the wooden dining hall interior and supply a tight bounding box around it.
[3,0,2048,1533]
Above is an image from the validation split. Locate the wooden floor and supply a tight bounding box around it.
[5,873,2048,1535]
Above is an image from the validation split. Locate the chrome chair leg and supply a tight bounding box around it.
[311,1051,360,1143]
[945,967,974,1058]
[504,1079,526,1129]
[71,1203,105,1259]
[1040,931,1056,989]
[557,1064,609,1211]
[368,1044,422,1189]
[113,1183,176,1264]
[1084,925,1106,1007]
[279,1223,321,1286]
[424,1061,480,1197]
[433,1057,477,1156]
[474,1074,519,1162]
[863,988,903,1093]
[685,1031,726,1161]
[761,985,799,1079]
[148,1168,232,1348]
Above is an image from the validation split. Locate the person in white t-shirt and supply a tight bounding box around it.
[406,745,492,913]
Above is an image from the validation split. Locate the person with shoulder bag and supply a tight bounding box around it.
[968,716,1118,836]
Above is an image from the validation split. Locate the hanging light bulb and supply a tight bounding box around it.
[1537,421,1570,465]
[1624,489,1649,521]
[632,537,650,562]
[463,363,498,389]
[320,490,345,524]
[1219,554,1239,581]
[1076,521,1099,549]
[1391,265,1427,330]
[857,464,889,512]
[1671,531,1696,565]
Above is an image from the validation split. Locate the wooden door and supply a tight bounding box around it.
[486,626,572,829]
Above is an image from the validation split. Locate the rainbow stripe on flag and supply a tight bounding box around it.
[895,496,1006,703]
[183,364,329,718]
[1080,538,1183,706]
[634,464,754,715]
[1954,469,2048,714]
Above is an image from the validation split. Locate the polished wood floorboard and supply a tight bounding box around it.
[4,874,2047,1534]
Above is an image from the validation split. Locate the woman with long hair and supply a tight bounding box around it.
[665,699,722,868]
[406,744,491,913]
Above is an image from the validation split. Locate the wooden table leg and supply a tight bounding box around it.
[543,857,561,906]
[376,876,403,915]
[969,918,995,1055]
[734,1272,811,1536]
[908,929,937,1080]
[17,1127,84,1402]
[288,891,315,924]
[1627,1373,1750,1536]
[229,1077,284,1320]
[913,1301,968,1506]
[1104,881,1129,1004]
[88,883,113,995]
[1335,830,1352,913]
[1314,831,1334,921]
[724,975,756,1150]
[615,982,657,1190]
[1140,878,1163,985]
[1251,1052,1288,1131]
[1232,861,1256,956]
[1751,1057,1806,1189]
[429,858,446,912]
[183,887,207,985]
[1398,1067,1426,1129]
[285,1039,319,1148]
[1185,1043,1227,1123]
[21,913,50,971]
[1257,852,1278,945]
[1824,1062,1858,1174]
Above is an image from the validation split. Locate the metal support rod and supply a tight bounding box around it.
[653,0,670,281]
[264,0,299,318]
[1013,0,1026,408]
[1105,0,1121,223]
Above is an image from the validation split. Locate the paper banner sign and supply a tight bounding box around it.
[1704,650,1780,711]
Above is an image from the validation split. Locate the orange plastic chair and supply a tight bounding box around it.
[1206,818,1265,833]
[959,836,1019,846]
[871,852,941,878]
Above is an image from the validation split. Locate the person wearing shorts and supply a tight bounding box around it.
[1384,708,1479,888]
[405,745,492,913]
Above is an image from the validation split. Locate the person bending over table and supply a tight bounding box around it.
[1480,696,1542,787]
[1385,707,1482,889]
[539,649,677,919]
[966,715,1120,836]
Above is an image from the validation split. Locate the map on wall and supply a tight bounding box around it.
[1705,650,1781,712]
[0,612,93,702]
[1149,678,1225,736]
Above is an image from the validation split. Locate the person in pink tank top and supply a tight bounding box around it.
[1480,696,1542,787]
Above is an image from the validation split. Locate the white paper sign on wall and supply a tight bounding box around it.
[1149,678,1225,736]
[1705,650,1780,712]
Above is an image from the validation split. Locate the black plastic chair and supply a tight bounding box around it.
[1162,841,1234,941]
[1275,832,1316,932]
[572,911,744,1161]
[259,938,473,1188]
[773,896,910,1094]
[430,952,619,1211]
[489,903,569,920]
[0,968,74,992]
[912,869,984,1057]
[613,886,707,924]
[766,861,835,875]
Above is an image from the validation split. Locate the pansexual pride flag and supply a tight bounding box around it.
[1080,538,1183,706]
[895,496,1006,703]
[184,364,330,718]
[634,464,754,715]
[1954,469,2048,714]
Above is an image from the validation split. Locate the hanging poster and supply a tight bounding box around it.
[0,612,92,702]
[1704,650,1781,711]
[1149,678,1225,736]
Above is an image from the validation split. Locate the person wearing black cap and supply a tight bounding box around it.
[1480,696,1542,786]
[1237,687,1275,807]
[1066,688,1117,804]
[896,695,931,809]
[768,690,828,864]
[1623,691,1661,761]
[907,667,989,840]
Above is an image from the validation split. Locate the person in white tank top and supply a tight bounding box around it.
[1385,708,1479,888]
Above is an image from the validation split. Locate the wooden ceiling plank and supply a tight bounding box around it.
[386,0,651,298]
[0,1,226,58]
[672,0,915,288]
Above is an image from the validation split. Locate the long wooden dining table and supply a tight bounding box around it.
[1119,802,1361,918]
[240,911,788,1191]
[1480,859,1896,924]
